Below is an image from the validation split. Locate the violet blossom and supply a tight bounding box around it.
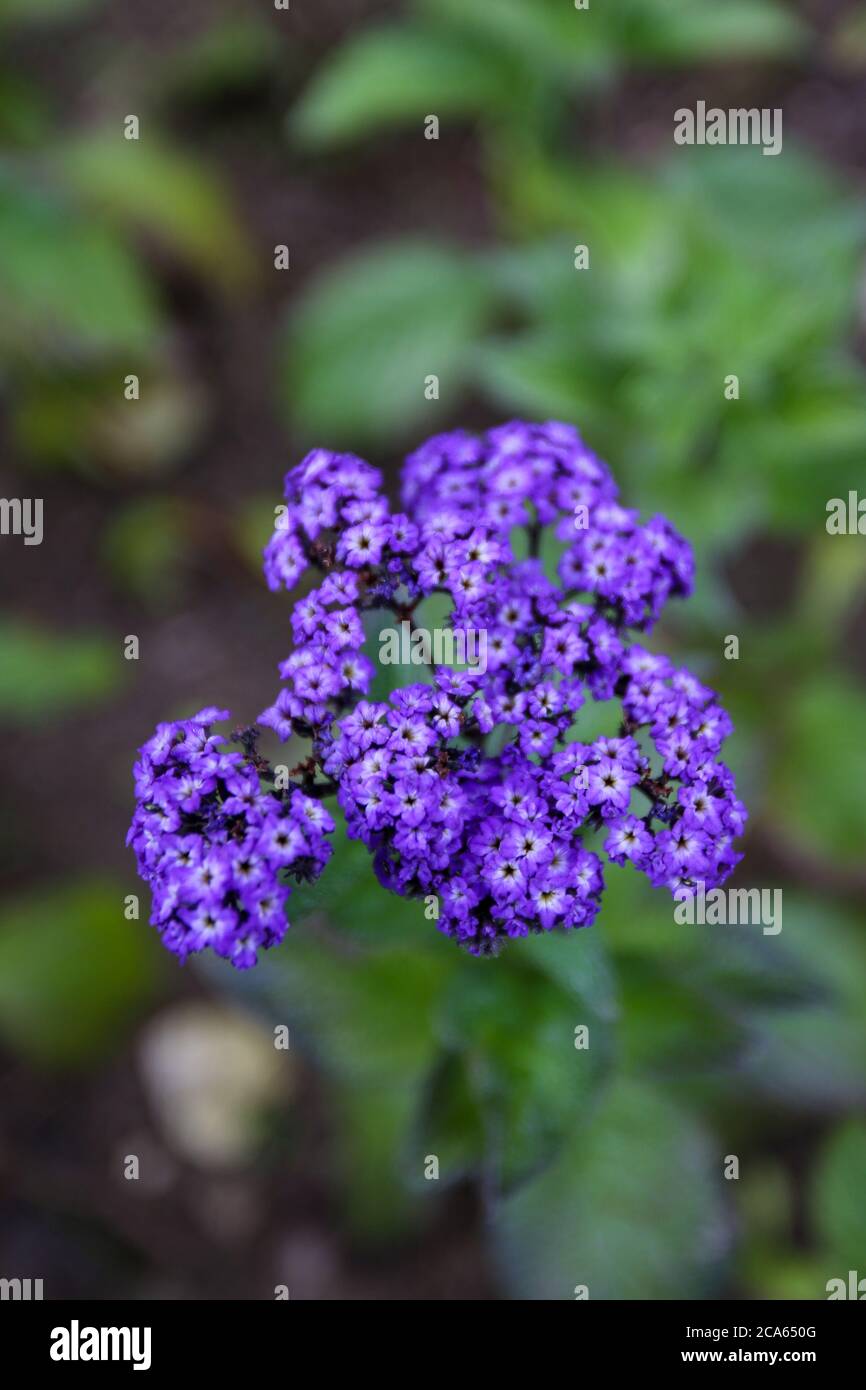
[130,420,746,963]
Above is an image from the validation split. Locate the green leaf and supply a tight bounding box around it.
[496,1078,729,1299]
[417,0,800,81]
[773,675,866,863]
[279,940,453,1084]
[474,333,608,437]
[291,25,514,148]
[813,1122,866,1273]
[412,1051,487,1184]
[727,896,866,1114]
[742,1249,832,1301]
[0,618,122,721]
[333,1077,429,1239]
[431,930,616,1191]
[363,609,418,703]
[665,145,864,280]
[481,149,866,524]
[618,955,750,1078]
[416,0,616,86]
[58,130,254,292]
[0,161,160,356]
[293,818,433,951]
[282,240,493,446]
[615,0,804,62]
[599,870,866,1111]
[601,872,754,1079]
[510,916,618,1018]
[0,879,159,1066]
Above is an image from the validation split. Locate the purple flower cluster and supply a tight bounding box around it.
[127,709,333,967]
[330,699,608,950]
[403,421,694,630]
[131,420,746,962]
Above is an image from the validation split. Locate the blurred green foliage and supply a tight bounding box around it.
[496,1079,728,1299]
[0,618,123,721]
[213,818,866,1293]
[0,879,160,1066]
[283,241,494,446]
[814,1122,866,1271]
[283,147,866,566]
[59,130,255,292]
[0,2,253,477]
[291,0,804,149]
[1,0,864,1300]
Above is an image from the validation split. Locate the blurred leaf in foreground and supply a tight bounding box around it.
[0,618,122,721]
[426,929,616,1193]
[772,675,866,865]
[58,129,255,294]
[426,0,802,70]
[291,25,515,148]
[0,161,160,357]
[726,895,866,1115]
[615,0,804,63]
[813,1121,866,1275]
[495,1078,729,1299]
[0,879,159,1066]
[416,0,617,86]
[291,0,801,154]
[281,240,494,447]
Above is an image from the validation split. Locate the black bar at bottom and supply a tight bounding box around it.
[0,1297,862,1373]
